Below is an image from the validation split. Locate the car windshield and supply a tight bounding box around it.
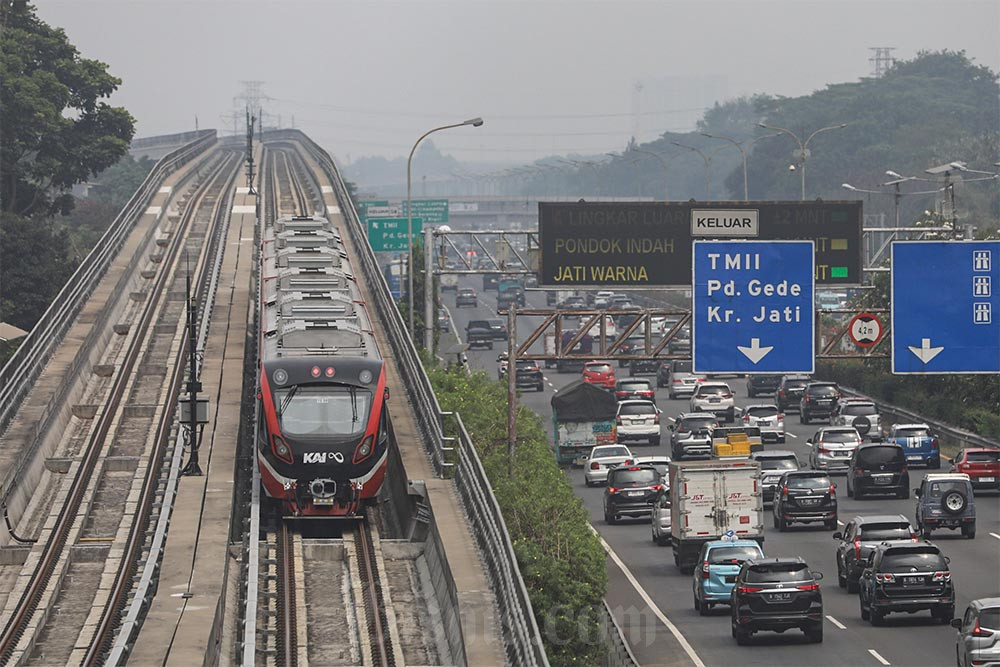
[673,361,693,373]
[968,451,1000,463]
[680,417,715,432]
[808,385,839,396]
[487,319,504,327]
[620,403,655,416]
[980,609,1000,631]
[594,446,629,458]
[747,406,779,417]
[610,468,658,486]
[587,363,612,373]
[859,523,913,541]
[783,379,809,389]
[274,385,372,437]
[842,403,877,416]
[822,430,859,443]
[459,289,474,295]
[620,381,650,390]
[758,457,798,470]
[858,446,903,465]
[515,360,537,369]
[896,427,931,439]
[881,549,947,572]
[709,546,762,565]
[745,564,811,583]
[928,480,969,497]
[786,475,831,489]
[698,385,728,395]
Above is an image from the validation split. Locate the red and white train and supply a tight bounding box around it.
[257,215,388,517]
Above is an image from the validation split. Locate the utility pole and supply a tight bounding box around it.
[423,226,434,353]
[181,272,203,476]
[245,108,257,195]
[506,303,517,477]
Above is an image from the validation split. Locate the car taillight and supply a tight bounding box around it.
[782,486,789,499]
[653,414,660,424]
[640,390,654,397]
[702,561,710,579]
[673,379,682,383]
[737,585,762,594]
[651,484,663,492]
[608,487,618,493]
[624,459,634,465]
[696,377,705,383]
[743,415,750,422]
[590,462,600,470]
[931,438,939,451]
[616,391,627,397]
[616,417,623,425]
[721,393,732,399]
[352,434,374,464]
[818,446,832,454]
[829,484,836,496]
[854,540,861,561]
[931,571,951,582]
[805,396,812,403]
[855,468,866,475]
[796,584,820,591]
[271,434,293,465]
[779,389,786,396]
[972,619,992,637]
[777,414,784,420]
[875,573,895,584]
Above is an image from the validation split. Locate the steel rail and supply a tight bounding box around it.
[275,524,298,666]
[356,521,394,667]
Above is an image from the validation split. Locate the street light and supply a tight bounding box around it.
[407,117,483,340]
[629,149,678,200]
[758,122,848,200]
[701,132,781,199]
[671,141,732,199]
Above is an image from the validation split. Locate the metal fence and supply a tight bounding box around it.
[599,601,640,667]
[281,130,550,666]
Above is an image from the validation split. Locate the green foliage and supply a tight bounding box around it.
[0,211,77,329]
[0,1,135,216]
[90,153,154,209]
[427,364,608,666]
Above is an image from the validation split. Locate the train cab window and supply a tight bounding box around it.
[275,386,372,437]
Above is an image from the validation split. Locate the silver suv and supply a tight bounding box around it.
[808,426,862,472]
[830,398,883,441]
[689,382,735,423]
[670,412,717,460]
[952,598,1000,667]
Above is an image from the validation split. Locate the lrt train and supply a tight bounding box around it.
[257,214,389,517]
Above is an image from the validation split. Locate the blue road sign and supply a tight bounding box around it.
[693,240,815,374]
[891,241,1000,374]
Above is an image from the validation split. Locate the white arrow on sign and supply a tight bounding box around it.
[908,338,944,364]
[737,338,773,364]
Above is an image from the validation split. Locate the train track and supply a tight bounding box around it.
[0,148,241,664]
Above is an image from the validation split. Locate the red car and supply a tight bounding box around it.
[582,360,617,390]
[950,448,1000,490]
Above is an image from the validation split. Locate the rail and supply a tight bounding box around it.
[277,130,549,666]
[0,131,216,506]
[599,600,640,667]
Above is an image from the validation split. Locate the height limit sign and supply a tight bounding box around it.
[693,240,815,374]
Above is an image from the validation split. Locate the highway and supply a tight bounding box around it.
[446,279,1000,667]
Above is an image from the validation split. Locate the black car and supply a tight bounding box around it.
[772,470,838,531]
[746,374,782,397]
[750,450,800,504]
[833,514,916,593]
[603,465,663,524]
[465,320,494,349]
[731,557,824,645]
[616,336,645,368]
[799,382,841,424]
[455,287,478,308]
[859,541,954,626]
[486,318,508,340]
[614,378,655,402]
[776,375,811,413]
[847,443,910,500]
[511,359,544,392]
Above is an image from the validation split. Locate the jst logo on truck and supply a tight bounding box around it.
[728,492,746,500]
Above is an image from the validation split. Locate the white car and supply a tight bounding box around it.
[583,444,634,486]
[580,314,617,338]
[650,491,672,546]
[689,382,735,423]
[615,400,662,446]
[830,398,883,441]
[740,404,786,443]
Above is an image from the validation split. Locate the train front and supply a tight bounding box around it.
[258,357,388,517]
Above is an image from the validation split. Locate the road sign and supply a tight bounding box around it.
[402,199,449,225]
[357,200,390,222]
[849,312,884,348]
[366,217,423,252]
[891,241,1000,374]
[537,201,861,287]
[693,240,815,374]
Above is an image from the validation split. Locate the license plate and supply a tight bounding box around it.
[874,476,892,485]
[980,477,996,483]
[628,490,644,497]
[903,576,923,585]
[766,592,792,602]
[709,398,721,403]
[725,575,737,584]
[818,399,832,405]
[799,498,820,506]
[632,419,646,425]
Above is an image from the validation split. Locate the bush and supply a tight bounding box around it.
[426,364,608,666]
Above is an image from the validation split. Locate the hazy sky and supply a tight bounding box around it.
[37,0,1000,164]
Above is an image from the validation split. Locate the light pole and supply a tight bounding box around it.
[758,122,848,200]
[407,117,483,340]
[671,142,732,199]
[701,132,781,200]
[630,149,678,200]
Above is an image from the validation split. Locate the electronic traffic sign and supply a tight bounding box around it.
[537,201,861,287]
[693,240,815,374]
[891,241,1000,374]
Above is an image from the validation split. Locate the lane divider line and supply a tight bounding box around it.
[825,615,847,630]
[869,649,891,665]
[990,532,1000,541]
[837,520,845,526]
[589,526,706,667]
[786,432,798,439]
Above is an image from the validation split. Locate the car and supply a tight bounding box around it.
[799,382,841,424]
[951,598,1000,667]
[668,328,692,355]
[915,473,977,539]
[689,382,735,423]
[486,318,508,341]
[609,296,634,310]
[730,557,824,645]
[887,423,941,469]
[582,360,616,390]
[846,443,910,500]
[950,448,1000,491]
[437,311,451,332]
[615,400,662,446]
[633,455,671,484]
[659,359,704,396]
[739,404,785,443]
[750,450,800,504]
[583,444,634,486]
[807,426,862,472]
[771,470,838,531]
[776,375,811,413]
[650,490,672,546]
[558,295,587,310]
[507,359,545,392]
[670,412,717,460]
[465,320,494,349]
[833,514,917,593]
[614,378,656,402]
[830,398,883,441]
[746,374,781,398]
[692,539,765,615]
[858,541,954,626]
[616,336,645,368]
[603,464,664,524]
[455,287,478,308]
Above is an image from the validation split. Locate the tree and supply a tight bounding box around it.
[0,1,135,216]
[0,211,76,329]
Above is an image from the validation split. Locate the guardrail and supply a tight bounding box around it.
[0,131,217,506]
[599,601,640,667]
[277,130,549,666]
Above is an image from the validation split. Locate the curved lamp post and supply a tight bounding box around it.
[758,122,848,200]
[700,132,781,200]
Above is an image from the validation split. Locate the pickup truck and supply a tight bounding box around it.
[887,423,941,469]
[465,320,495,350]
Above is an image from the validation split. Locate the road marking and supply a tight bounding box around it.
[825,615,846,629]
[838,520,845,526]
[786,432,798,439]
[868,648,891,665]
[990,532,1000,540]
[590,527,706,667]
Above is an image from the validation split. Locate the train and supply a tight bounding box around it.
[257,214,389,517]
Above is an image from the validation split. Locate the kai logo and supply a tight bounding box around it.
[302,452,345,464]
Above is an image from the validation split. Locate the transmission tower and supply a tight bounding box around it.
[869,47,897,78]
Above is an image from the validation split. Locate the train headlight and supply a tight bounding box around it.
[359,369,374,384]
[273,369,288,385]
[352,435,375,464]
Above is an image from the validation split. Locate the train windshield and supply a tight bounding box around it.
[275,385,372,437]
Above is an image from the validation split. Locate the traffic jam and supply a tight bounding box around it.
[447,268,999,667]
